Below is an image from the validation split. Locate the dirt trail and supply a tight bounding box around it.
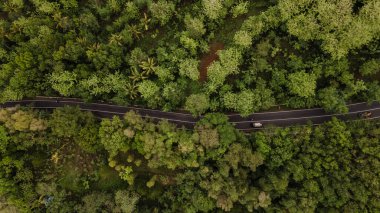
[199,42,224,82]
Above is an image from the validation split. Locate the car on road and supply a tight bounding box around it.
[358,111,372,118]
[252,121,263,128]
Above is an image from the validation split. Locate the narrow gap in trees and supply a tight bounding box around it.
[199,42,224,82]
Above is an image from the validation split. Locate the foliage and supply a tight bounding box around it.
[50,71,77,96]
[234,30,252,48]
[114,189,140,213]
[185,93,210,116]
[287,71,316,98]
[253,118,380,211]
[202,0,226,20]
[0,107,379,212]
[0,0,379,210]
[231,2,249,18]
[149,0,175,26]
[318,87,348,113]
[0,0,377,116]
[360,59,380,76]
[99,116,129,158]
[223,81,275,116]
[184,15,206,38]
[285,0,380,59]
[178,58,199,81]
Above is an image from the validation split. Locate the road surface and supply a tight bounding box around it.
[1,97,379,132]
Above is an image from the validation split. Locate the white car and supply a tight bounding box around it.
[252,122,263,128]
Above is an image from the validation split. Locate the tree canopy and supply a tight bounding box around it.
[0,107,378,212]
[0,0,377,115]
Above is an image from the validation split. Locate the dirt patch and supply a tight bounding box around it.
[199,42,224,82]
[0,12,8,19]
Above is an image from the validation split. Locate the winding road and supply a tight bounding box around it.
[1,97,379,132]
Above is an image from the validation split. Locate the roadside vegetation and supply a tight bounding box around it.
[0,107,379,212]
[0,0,380,212]
[0,0,379,116]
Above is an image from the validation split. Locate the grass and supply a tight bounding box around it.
[58,164,85,193]
[95,165,125,190]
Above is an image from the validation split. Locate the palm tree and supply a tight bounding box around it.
[88,42,101,52]
[76,37,88,45]
[53,12,69,30]
[125,81,138,99]
[129,67,148,82]
[140,12,151,31]
[109,34,123,46]
[139,58,156,75]
[127,24,142,39]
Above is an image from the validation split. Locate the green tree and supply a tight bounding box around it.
[223,82,274,116]
[287,71,316,98]
[185,93,210,116]
[180,34,198,55]
[223,90,256,116]
[154,66,174,82]
[207,48,242,93]
[184,15,206,38]
[234,30,252,48]
[360,59,380,76]
[50,71,77,96]
[285,0,380,59]
[76,192,115,213]
[148,0,175,26]
[138,80,160,100]
[231,1,249,18]
[363,81,380,103]
[179,59,199,81]
[3,0,25,12]
[202,0,226,20]
[162,82,185,110]
[114,190,140,213]
[50,106,82,137]
[127,48,148,68]
[99,116,129,158]
[318,87,348,113]
[0,125,9,153]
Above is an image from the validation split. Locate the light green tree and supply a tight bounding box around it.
[318,87,348,113]
[202,0,226,20]
[287,71,316,98]
[185,93,210,116]
[360,59,380,76]
[50,71,77,96]
[207,48,242,93]
[234,30,252,48]
[114,190,140,213]
[99,116,129,158]
[179,59,199,81]
[154,66,174,82]
[219,48,242,74]
[180,34,198,55]
[138,80,159,99]
[285,0,380,59]
[231,1,248,18]
[184,15,206,38]
[149,0,175,26]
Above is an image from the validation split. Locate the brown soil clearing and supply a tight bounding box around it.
[199,42,224,82]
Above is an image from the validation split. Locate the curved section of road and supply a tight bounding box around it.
[1,97,379,132]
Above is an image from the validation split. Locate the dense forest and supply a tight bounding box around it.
[0,106,379,212]
[0,0,379,115]
[0,0,380,212]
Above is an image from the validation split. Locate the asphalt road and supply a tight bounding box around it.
[1,97,379,132]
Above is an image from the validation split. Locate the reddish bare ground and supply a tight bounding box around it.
[199,42,224,82]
